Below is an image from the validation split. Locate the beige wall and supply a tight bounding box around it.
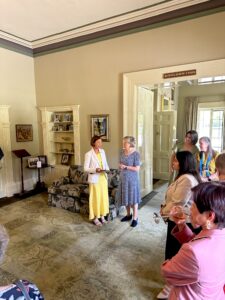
[34,12,225,167]
[0,47,38,185]
[177,82,225,141]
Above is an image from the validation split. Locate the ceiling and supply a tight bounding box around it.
[1,0,225,54]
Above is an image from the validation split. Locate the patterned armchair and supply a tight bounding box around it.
[48,165,120,219]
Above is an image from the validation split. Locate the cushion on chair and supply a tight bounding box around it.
[70,170,88,184]
[108,169,120,188]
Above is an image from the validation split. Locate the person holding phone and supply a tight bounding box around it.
[84,135,110,226]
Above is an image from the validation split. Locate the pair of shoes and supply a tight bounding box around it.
[100,217,107,224]
[130,219,138,227]
[157,284,171,299]
[93,218,102,226]
[121,214,132,222]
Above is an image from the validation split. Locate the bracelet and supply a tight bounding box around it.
[125,166,128,170]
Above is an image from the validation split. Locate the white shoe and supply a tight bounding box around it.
[157,284,171,299]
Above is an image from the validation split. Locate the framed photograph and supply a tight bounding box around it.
[27,157,39,168]
[63,113,72,122]
[52,125,58,131]
[58,125,64,131]
[69,124,73,131]
[38,155,48,166]
[54,113,62,123]
[90,114,110,141]
[61,153,70,165]
[16,124,33,142]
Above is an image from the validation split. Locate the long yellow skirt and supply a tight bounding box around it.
[89,174,109,220]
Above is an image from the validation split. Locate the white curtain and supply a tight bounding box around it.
[184,97,199,135]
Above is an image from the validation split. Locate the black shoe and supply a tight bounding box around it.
[121,214,132,222]
[130,219,138,227]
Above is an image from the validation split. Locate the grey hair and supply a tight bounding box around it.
[123,136,136,148]
[199,136,213,156]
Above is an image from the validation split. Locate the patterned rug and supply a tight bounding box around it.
[139,191,158,209]
[0,182,167,300]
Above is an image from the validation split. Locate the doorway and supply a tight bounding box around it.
[123,58,225,185]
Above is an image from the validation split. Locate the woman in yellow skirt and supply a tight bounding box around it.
[84,135,110,226]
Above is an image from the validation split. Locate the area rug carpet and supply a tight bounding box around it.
[139,191,158,209]
[0,189,167,300]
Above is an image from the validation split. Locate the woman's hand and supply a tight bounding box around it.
[119,163,127,170]
[170,206,187,225]
[96,168,102,173]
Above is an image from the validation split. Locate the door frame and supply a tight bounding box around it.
[123,58,225,182]
[0,105,13,197]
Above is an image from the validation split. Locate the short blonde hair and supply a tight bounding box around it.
[123,136,136,148]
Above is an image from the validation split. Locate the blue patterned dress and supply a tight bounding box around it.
[118,150,141,206]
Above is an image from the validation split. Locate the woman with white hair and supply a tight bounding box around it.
[118,136,141,228]
[197,136,219,181]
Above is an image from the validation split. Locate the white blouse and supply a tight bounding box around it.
[162,174,199,216]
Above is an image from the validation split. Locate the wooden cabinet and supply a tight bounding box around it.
[39,105,80,166]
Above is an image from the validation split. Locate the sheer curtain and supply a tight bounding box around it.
[184,97,199,135]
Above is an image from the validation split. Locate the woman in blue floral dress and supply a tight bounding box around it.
[119,136,141,227]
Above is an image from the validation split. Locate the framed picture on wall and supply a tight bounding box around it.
[61,153,70,165]
[16,124,33,142]
[90,114,110,141]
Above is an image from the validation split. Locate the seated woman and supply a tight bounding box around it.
[0,280,44,299]
[161,181,225,299]
[197,136,219,181]
[0,225,44,299]
[158,151,201,299]
[169,130,199,185]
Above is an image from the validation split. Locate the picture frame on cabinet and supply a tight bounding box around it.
[16,124,33,142]
[52,125,58,131]
[27,157,39,168]
[68,124,73,131]
[63,113,72,122]
[90,114,110,141]
[54,114,61,122]
[61,153,70,165]
[58,125,64,131]
[38,155,48,166]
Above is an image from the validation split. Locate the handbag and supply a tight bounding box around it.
[15,280,31,300]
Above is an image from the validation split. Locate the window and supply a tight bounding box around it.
[198,76,225,85]
[197,108,224,152]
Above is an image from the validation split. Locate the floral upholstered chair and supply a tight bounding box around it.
[48,165,120,218]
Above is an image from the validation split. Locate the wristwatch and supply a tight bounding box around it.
[125,166,128,170]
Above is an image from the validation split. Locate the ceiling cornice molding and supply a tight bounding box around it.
[31,0,207,48]
[1,0,225,55]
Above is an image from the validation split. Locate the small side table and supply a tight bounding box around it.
[28,164,53,194]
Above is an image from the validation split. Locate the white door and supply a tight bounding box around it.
[123,83,153,197]
[153,111,177,180]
